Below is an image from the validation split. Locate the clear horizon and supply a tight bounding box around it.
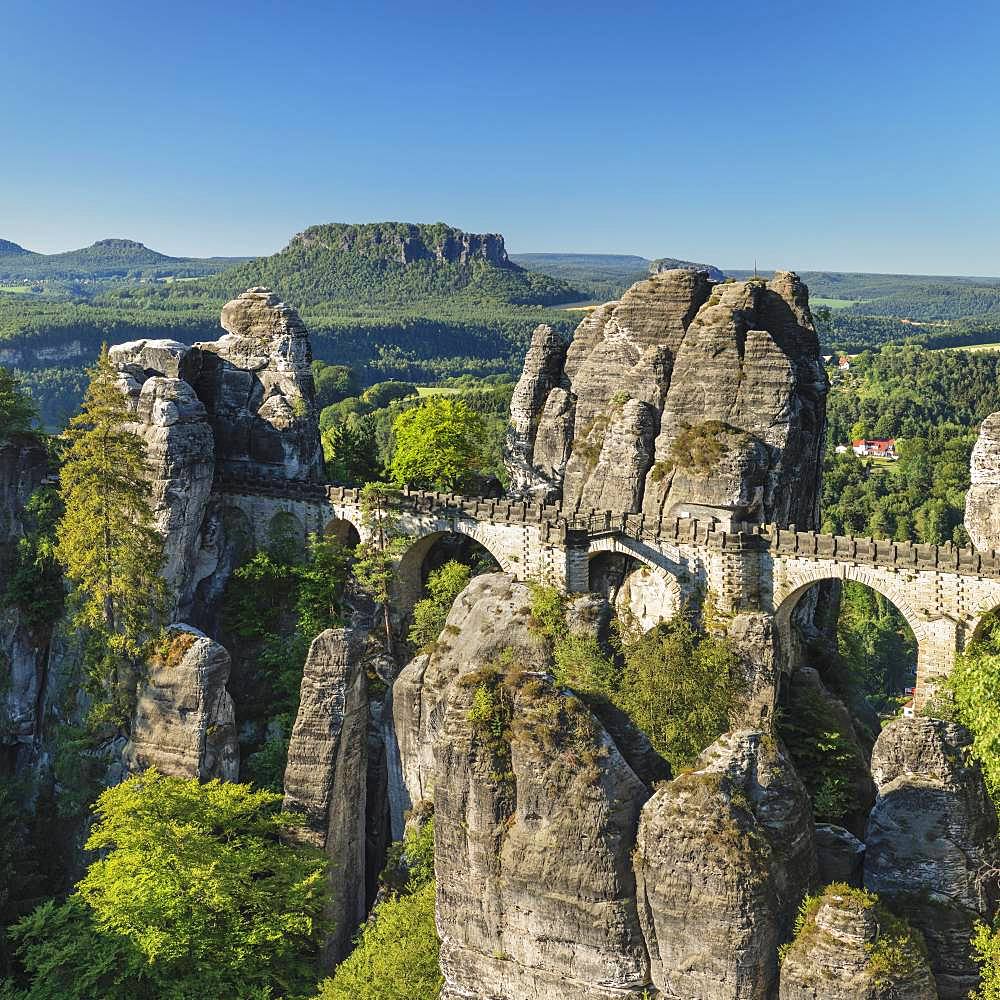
[5,0,1000,275]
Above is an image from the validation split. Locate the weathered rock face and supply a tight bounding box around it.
[127,625,238,782]
[391,573,665,998]
[505,325,570,501]
[194,287,323,482]
[283,628,368,966]
[0,435,51,753]
[115,368,216,619]
[434,664,653,999]
[814,824,866,888]
[864,716,1000,999]
[779,887,938,1000]
[965,411,1000,552]
[507,271,827,528]
[634,729,817,1000]
[391,573,553,823]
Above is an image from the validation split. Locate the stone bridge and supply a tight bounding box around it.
[217,476,1000,706]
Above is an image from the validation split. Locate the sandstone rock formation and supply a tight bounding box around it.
[815,824,866,887]
[965,411,1000,552]
[506,324,570,501]
[434,656,652,999]
[127,625,238,781]
[864,716,1000,999]
[390,573,553,817]
[115,363,215,619]
[391,573,666,998]
[283,628,369,965]
[507,270,828,529]
[634,729,817,1000]
[0,434,50,753]
[193,288,323,483]
[779,886,937,999]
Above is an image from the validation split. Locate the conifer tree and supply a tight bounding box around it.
[55,346,165,725]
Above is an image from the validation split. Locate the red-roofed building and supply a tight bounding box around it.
[852,438,897,459]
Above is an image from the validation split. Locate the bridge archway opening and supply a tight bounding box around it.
[392,529,504,631]
[776,578,918,720]
[323,515,361,551]
[588,551,683,633]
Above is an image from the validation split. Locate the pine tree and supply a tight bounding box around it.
[56,346,165,726]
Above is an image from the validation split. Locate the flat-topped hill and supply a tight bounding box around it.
[210,221,581,308]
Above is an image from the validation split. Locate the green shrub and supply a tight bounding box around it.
[408,561,471,650]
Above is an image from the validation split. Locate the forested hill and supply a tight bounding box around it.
[0,238,247,281]
[208,222,581,308]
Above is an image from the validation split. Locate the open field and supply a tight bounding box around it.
[944,342,1000,353]
[416,386,462,396]
[0,284,34,294]
[811,297,857,309]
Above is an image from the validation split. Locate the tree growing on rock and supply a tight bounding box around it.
[389,397,485,492]
[354,481,408,652]
[55,346,165,727]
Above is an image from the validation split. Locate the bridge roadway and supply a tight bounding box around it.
[216,475,1000,704]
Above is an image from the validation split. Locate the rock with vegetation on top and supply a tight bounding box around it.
[779,884,937,999]
[127,625,238,782]
[964,411,1000,553]
[434,657,653,999]
[283,627,368,966]
[390,573,553,821]
[864,716,1000,999]
[507,269,827,525]
[634,729,817,999]
[193,287,323,482]
[392,572,662,997]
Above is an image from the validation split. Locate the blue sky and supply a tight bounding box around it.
[4,0,999,274]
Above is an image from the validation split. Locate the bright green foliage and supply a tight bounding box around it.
[972,919,1000,999]
[315,882,441,1000]
[55,345,165,726]
[408,560,471,649]
[946,621,1000,805]
[3,772,328,1000]
[389,397,485,491]
[527,584,742,771]
[0,367,38,439]
[316,816,440,1000]
[3,486,63,630]
[614,617,744,773]
[837,581,916,710]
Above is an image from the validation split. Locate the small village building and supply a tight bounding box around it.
[851,438,897,459]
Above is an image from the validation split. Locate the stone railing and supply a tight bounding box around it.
[215,475,1000,580]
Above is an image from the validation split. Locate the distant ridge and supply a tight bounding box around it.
[0,238,249,281]
[0,238,36,257]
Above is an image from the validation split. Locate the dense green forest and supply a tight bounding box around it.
[820,344,1000,544]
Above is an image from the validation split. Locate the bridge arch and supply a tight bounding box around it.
[391,522,512,628]
[588,549,684,633]
[774,562,931,700]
